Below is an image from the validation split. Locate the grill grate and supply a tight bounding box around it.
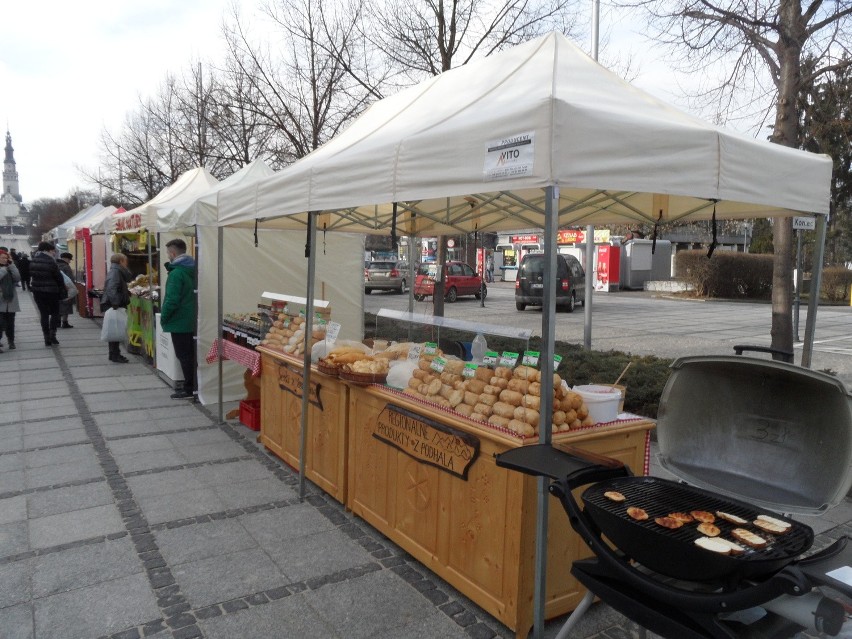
[584,477,812,563]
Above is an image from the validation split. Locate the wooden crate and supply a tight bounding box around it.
[345,385,653,638]
[258,350,349,503]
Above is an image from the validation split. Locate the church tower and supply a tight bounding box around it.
[3,130,21,203]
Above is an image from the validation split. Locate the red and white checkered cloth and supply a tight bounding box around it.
[205,339,262,377]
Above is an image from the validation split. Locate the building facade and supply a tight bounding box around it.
[0,129,31,250]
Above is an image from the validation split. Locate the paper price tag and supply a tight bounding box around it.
[500,351,519,368]
[553,354,563,371]
[522,350,540,367]
[325,321,341,344]
[483,351,499,366]
[430,356,447,373]
[424,342,438,355]
[408,344,423,361]
[462,363,478,378]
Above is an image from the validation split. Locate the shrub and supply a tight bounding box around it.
[676,250,773,299]
[821,266,852,302]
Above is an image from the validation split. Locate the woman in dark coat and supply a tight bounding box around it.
[101,253,133,363]
[57,252,76,328]
[29,241,65,346]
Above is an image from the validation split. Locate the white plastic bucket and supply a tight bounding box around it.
[573,384,622,424]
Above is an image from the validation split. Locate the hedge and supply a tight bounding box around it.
[676,250,773,299]
[821,266,852,303]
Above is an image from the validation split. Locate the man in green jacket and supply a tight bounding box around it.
[161,238,197,400]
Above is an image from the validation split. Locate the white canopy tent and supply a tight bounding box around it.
[47,204,105,246]
[215,31,833,636]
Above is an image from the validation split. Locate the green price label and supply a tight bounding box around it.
[522,350,540,367]
[462,363,478,378]
[553,354,563,371]
[483,351,499,366]
[424,342,438,355]
[430,356,447,373]
[500,351,519,367]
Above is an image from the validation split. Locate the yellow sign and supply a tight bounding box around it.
[277,364,323,409]
[374,404,480,479]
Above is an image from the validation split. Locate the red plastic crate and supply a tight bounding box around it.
[239,399,261,431]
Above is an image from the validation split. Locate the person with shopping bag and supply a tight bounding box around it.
[0,249,21,350]
[101,253,133,363]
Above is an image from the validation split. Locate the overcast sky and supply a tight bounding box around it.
[0,1,731,204]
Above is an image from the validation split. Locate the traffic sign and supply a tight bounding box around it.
[793,216,816,231]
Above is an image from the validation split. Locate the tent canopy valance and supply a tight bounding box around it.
[217,32,831,235]
[110,167,219,234]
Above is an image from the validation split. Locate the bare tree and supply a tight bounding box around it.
[625,0,852,357]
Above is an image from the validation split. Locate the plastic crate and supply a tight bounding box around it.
[239,399,261,431]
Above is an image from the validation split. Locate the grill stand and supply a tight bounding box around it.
[497,444,851,639]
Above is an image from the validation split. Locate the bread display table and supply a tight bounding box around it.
[344,384,654,638]
[257,347,349,503]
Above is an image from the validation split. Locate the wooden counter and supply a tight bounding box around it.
[345,384,654,638]
[258,348,348,503]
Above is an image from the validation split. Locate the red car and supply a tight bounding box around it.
[413,261,487,302]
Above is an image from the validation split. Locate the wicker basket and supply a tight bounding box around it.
[317,359,341,377]
[339,365,388,386]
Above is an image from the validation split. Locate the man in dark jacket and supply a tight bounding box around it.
[161,239,197,399]
[101,253,133,363]
[57,252,76,328]
[30,241,66,346]
[18,254,30,291]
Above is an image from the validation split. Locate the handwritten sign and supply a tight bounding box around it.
[277,363,323,409]
[373,404,480,480]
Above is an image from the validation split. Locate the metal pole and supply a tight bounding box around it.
[801,214,827,368]
[148,230,155,366]
[408,235,416,315]
[217,226,224,424]
[584,0,600,351]
[298,213,319,499]
[532,186,559,639]
[794,230,803,343]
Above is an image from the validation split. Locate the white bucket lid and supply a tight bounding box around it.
[573,384,622,402]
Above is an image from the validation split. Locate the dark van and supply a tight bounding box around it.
[515,253,585,312]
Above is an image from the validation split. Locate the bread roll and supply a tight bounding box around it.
[513,365,539,382]
[474,367,493,382]
[463,391,480,406]
[418,359,434,372]
[488,415,510,428]
[443,359,465,375]
[564,409,577,423]
[507,378,530,394]
[551,373,563,389]
[448,389,464,407]
[427,378,442,396]
[521,395,541,410]
[492,401,516,419]
[508,419,536,437]
[440,372,460,386]
[477,393,497,407]
[439,384,455,400]
[577,405,589,420]
[494,366,513,380]
[403,387,421,398]
[489,377,509,390]
[453,380,466,390]
[464,379,486,394]
[581,415,595,427]
[570,419,582,429]
[552,410,567,426]
[482,384,501,396]
[473,403,493,417]
[412,368,429,380]
[407,377,421,390]
[470,412,488,422]
[499,389,524,406]
[528,382,542,397]
[513,406,540,427]
[455,403,474,417]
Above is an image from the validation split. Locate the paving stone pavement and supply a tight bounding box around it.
[3,292,852,639]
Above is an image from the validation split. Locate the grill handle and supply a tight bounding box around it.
[496,444,630,487]
[549,480,814,612]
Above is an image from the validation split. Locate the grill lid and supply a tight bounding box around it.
[656,356,852,515]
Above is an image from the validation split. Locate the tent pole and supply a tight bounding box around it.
[299,213,319,499]
[801,213,826,368]
[217,226,224,423]
[532,186,559,639]
[584,0,600,351]
[148,231,155,366]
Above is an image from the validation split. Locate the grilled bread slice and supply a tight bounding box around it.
[626,506,649,521]
[695,537,731,554]
[655,516,684,529]
[716,511,749,525]
[731,528,768,549]
[754,519,791,535]
[690,510,715,523]
[756,514,792,531]
[668,512,694,524]
[604,491,626,502]
[697,522,721,537]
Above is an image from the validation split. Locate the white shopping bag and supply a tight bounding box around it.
[100,307,128,342]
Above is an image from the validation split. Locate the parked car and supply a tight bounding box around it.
[364,260,410,294]
[414,261,486,302]
[515,253,585,312]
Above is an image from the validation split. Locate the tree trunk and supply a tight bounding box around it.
[768,0,806,358]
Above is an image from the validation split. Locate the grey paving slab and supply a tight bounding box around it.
[33,572,159,639]
[26,481,113,519]
[155,518,256,566]
[0,603,33,639]
[0,469,25,494]
[20,417,85,437]
[126,468,204,498]
[25,457,102,490]
[18,385,71,401]
[305,569,446,639]
[106,434,175,456]
[29,503,124,549]
[114,448,185,474]
[0,452,24,474]
[212,478,295,510]
[240,505,336,550]
[372,609,471,639]
[175,441,248,464]
[9,396,76,412]
[198,593,340,639]
[32,537,143,598]
[136,487,227,525]
[21,405,79,422]
[0,432,23,453]
[16,369,63,384]
[272,528,371,582]
[165,429,232,448]
[99,415,213,438]
[191,459,277,488]
[0,521,29,559]
[172,547,288,608]
[24,444,95,470]
[0,495,27,524]
[0,559,31,608]
[22,429,89,452]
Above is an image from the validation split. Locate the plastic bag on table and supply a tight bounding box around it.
[100,307,128,342]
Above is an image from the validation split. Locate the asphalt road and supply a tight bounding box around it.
[364,280,852,389]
